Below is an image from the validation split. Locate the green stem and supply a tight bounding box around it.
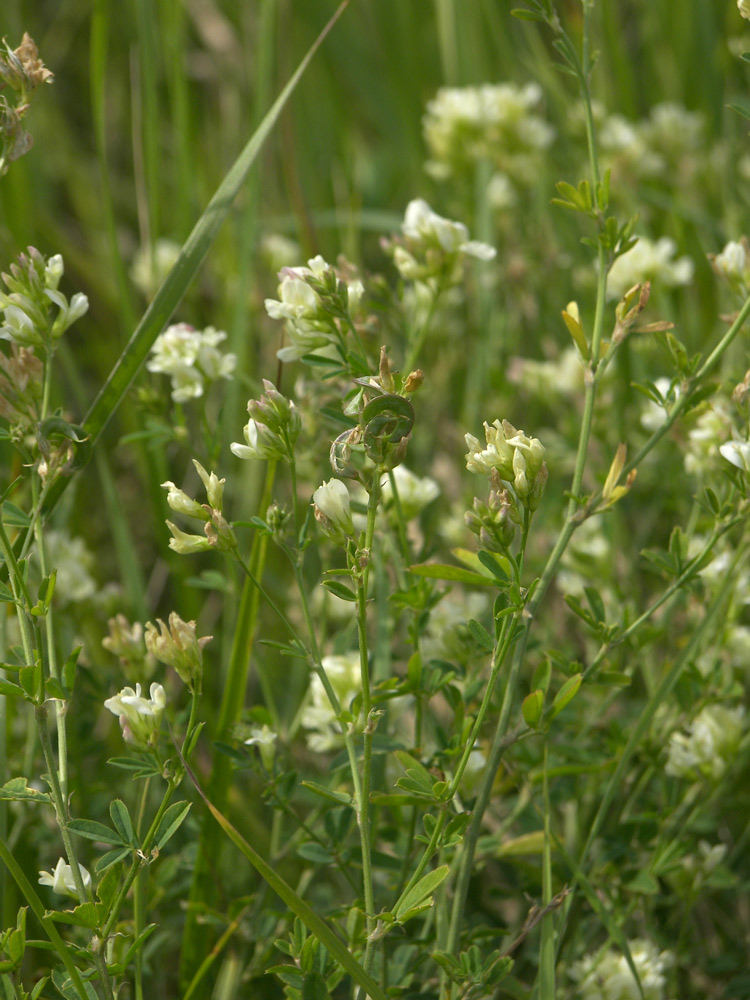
[355,478,381,984]
[396,615,516,918]
[36,707,116,1000]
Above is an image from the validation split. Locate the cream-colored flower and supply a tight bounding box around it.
[38,858,91,900]
[104,682,166,749]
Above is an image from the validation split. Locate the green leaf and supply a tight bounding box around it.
[155,801,192,850]
[0,679,25,698]
[95,847,131,874]
[0,503,31,528]
[408,563,495,587]
[0,582,16,604]
[549,673,583,720]
[302,970,330,1000]
[321,580,357,602]
[0,778,51,803]
[728,101,750,120]
[300,781,353,806]
[624,870,660,895]
[522,690,544,729]
[296,843,335,865]
[68,819,126,846]
[394,866,450,921]
[95,865,120,911]
[109,800,135,846]
[467,619,494,652]
[62,647,81,695]
[19,662,42,703]
[50,967,100,1000]
[477,550,511,582]
[44,678,67,701]
[46,903,99,930]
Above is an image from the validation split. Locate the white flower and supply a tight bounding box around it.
[739,0,750,21]
[607,237,694,300]
[147,323,235,403]
[302,653,360,752]
[381,465,440,519]
[570,938,672,1000]
[712,240,749,289]
[508,347,583,399]
[403,199,496,259]
[245,724,278,769]
[683,398,732,477]
[312,479,354,541]
[720,439,750,473]
[423,82,554,182]
[39,858,92,900]
[39,530,97,605]
[465,420,546,503]
[264,255,362,363]
[666,704,745,781]
[104,682,166,749]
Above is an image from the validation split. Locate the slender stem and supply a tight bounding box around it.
[395,616,516,916]
[34,523,70,803]
[355,478,380,983]
[584,519,736,679]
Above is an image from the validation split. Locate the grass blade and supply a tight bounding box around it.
[180,752,389,1000]
[42,0,351,518]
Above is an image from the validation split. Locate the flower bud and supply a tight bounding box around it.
[145,613,210,692]
[313,479,355,543]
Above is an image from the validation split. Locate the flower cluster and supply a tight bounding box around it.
[0,248,88,351]
[570,938,672,1000]
[302,653,360,752]
[465,419,547,509]
[0,341,43,428]
[682,398,732,478]
[380,465,440,520]
[665,704,745,781]
[422,82,554,186]
[40,530,97,606]
[607,237,694,300]
[710,238,750,295]
[599,102,703,182]
[103,614,156,681]
[38,859,91,901]
[145,612,211,693]
[147,323,236,403]
[104,682,166,750]
[383,199,496,285]
[162,460,236,554]
[0,34,53,175]
[265,255,364,363]
[231,381,301,464]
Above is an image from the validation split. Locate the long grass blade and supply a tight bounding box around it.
[180,752,389,1000]
[41,0,350,518]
